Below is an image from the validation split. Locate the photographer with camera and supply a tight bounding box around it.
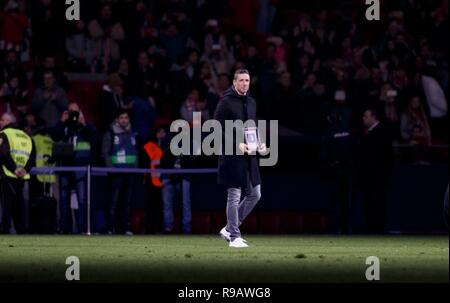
[51,102,96,234]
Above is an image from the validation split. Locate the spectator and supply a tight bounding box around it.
[203,73,230,116]
[102,110,138,235]
[266,35,287,71]
[201,43,235,79]
[297,73,317,108]
[230,31,247,60]
[130,95,158,145]
[130,51,158,99]
[65,20,96,72]
[117,58,131,94]
[0,50,27,88]
[311,24,334,60]
[256,0,277,34]
[180,88,201,124]
[290,15,316,60]
[30,0,65,57]
[229,0,260,34]
[31,71,68,128]
[320,108,355,234]
[158,126,192,234]
[271,71,297,125]
[147,43,171,89]
[0,0,29,55]
[98,73,132,133]
[197,97,211,122]
[160,22,186,66]
[0,81,14,115]
[88,3,125,73]
[389,65,412,109]
[216,73,231,98]
[241,45,261,77]
[169,49,200,107]
[0,75,28,123]
[203,19,227,56]
[21,112,37,136]
[358,109,394,234]
[195,61,218,94]
[378,83,400,138]
[291,52,313,85]
[7,74,27,108]
[32,55,70,92]
[421,73,448,119]
[400,96,432,147]
[51,102,96,234]
[327,88,352,133]
[121,0,154,59]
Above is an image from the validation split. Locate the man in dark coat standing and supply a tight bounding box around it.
[358,109,394,234]
[214,69,266,248]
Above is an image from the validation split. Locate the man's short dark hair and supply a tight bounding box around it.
[233,69,250,80]
[366,108,379,120]
[116,109,130,119]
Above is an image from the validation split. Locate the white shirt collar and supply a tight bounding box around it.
[368,121,380,132]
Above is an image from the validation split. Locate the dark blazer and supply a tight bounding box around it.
[213,87,261,188]
[358,122,394,189]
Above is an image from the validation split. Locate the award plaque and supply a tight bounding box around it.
[244,127,261,153]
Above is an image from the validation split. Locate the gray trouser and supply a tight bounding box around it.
[226,182,261,240]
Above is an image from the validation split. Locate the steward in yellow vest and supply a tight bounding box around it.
[32,133,56,183]
[0,125,35,180]
[0,113,36,234]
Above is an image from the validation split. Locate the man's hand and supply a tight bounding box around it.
[61,110,69,122]
[258,143,267,154]
[239,143,251,154]
[78,110,86,125]
[14,168,26,178]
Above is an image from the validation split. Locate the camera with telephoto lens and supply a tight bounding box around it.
[68,111,80,123]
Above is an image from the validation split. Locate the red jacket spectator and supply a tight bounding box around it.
[229,0,260,34]
[0,5,29,52]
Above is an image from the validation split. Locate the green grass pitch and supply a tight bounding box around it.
[0,235,448,283]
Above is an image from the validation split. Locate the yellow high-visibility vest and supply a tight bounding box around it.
[1,128,33,180]
[32,133,56,183]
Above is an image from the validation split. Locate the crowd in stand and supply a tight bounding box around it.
[0,0,448,234]
[1,0,448,149]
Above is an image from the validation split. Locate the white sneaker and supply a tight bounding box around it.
[229,237,248,248]
[220,227,247,243]
[219,227,231,241]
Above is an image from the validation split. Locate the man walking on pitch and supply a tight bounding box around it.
[214,69,266,248]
